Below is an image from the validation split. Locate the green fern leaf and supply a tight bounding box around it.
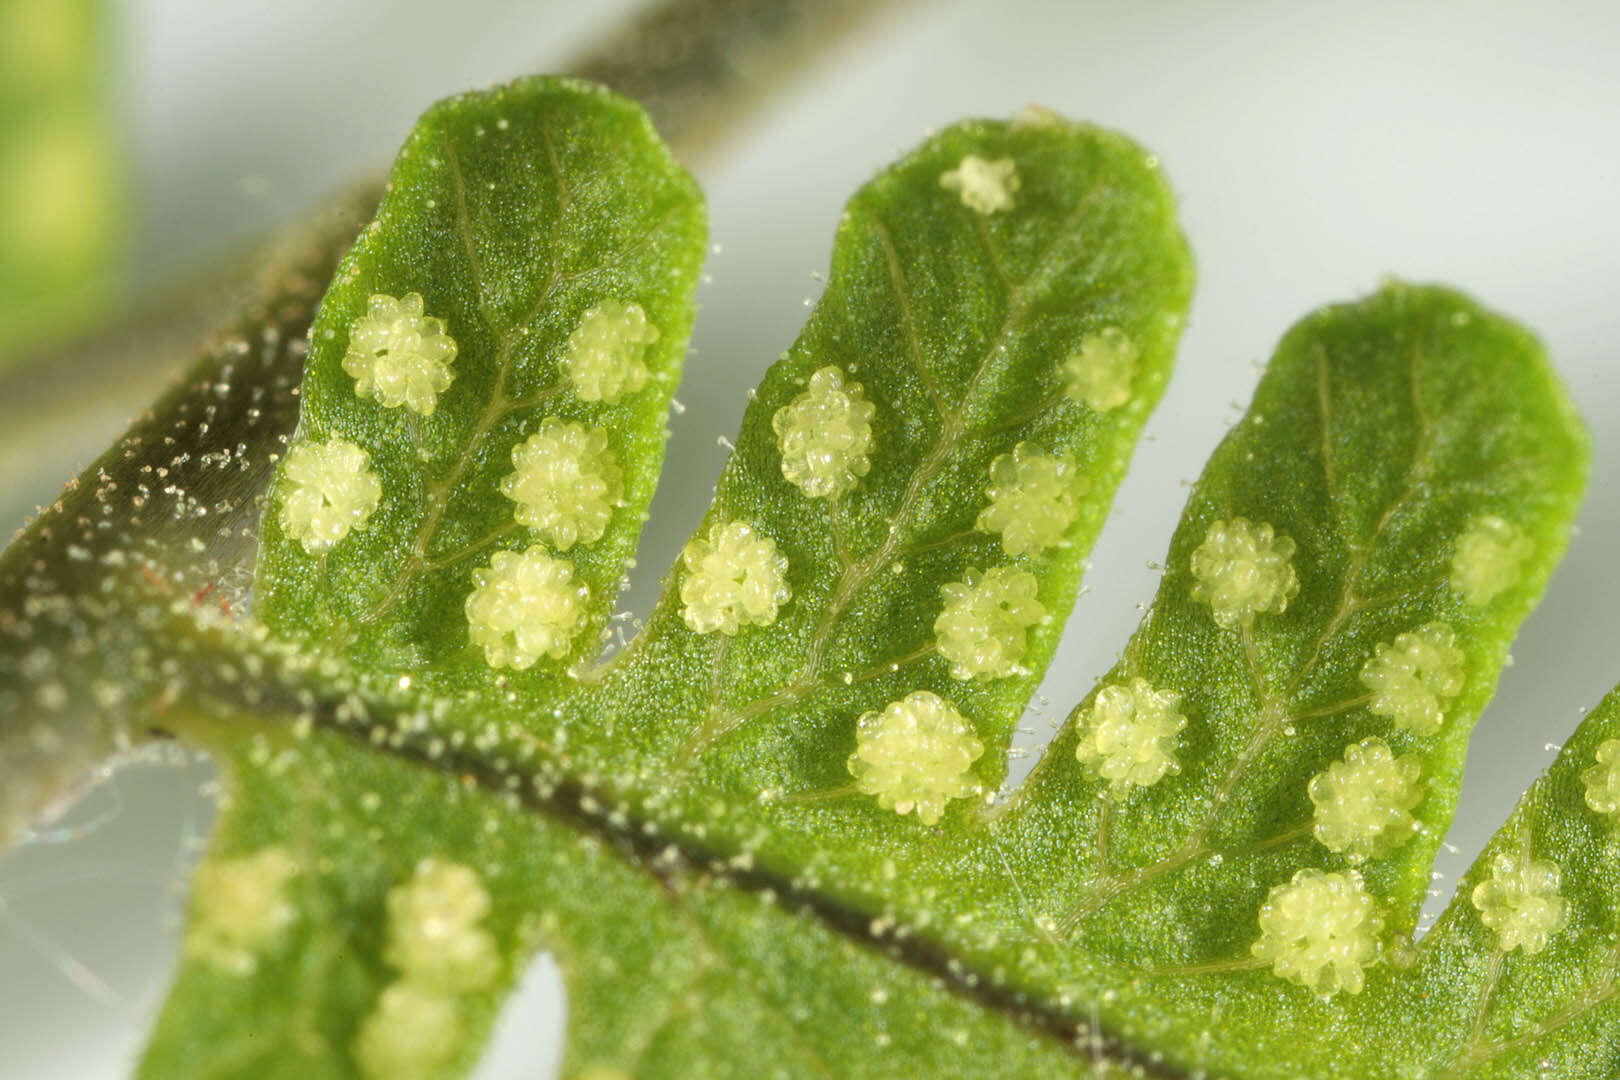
[3,72,1609,1080]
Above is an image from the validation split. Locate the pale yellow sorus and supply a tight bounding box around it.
[1188,517,1300,629]
[1450,514,1533,606]
[501,418,623,550]
[679,520,790,635]
[278,436,383,554]
[771,365,876,498]
[1251,868,1383,997]
[847,690,984,825]
[383,858,500,991]
[464,546,589,670]
[934,566,1045,680]
[562,299,659,403]
[342,291,458,415]
[1061,327,1138,411]
[353,982,465,1080]
[976,442,1083,557]
[1471,848,1568,955]
[353,859,501,1080]
[1582,738,1620,822]
[1308,737,1423,864]
[183,847,299,976]
[1359,621,1465,736]
[1011,105,1063,129]
[939,154,1019,214]
[1074,677,1187,798]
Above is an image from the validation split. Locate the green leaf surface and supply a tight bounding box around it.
[989,283,1589,1077]
[1409,685,1620,1080]
[567,109,1194,806]
[145,278,1594,1080]
[256,76,707,690]
[142,722,1112,1080]
[1008,281,1589,929]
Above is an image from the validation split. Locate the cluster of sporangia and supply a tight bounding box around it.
[263,150,1598,1018]
[273,152,1138,833]
[185,848,502,1078]
[1163,506,1577,997]
[1179,513,1565,998]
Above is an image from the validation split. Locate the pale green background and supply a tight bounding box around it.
[3,1,1619,1076]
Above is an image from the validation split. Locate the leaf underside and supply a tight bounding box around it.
[255,77,708,685]
[3,72,1610,1080]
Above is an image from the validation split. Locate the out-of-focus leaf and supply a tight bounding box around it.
[0,0,122,358]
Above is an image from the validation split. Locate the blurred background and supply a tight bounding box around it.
[2,0,1619,1076]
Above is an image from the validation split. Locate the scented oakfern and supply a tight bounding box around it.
[0,73,1610,1080]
